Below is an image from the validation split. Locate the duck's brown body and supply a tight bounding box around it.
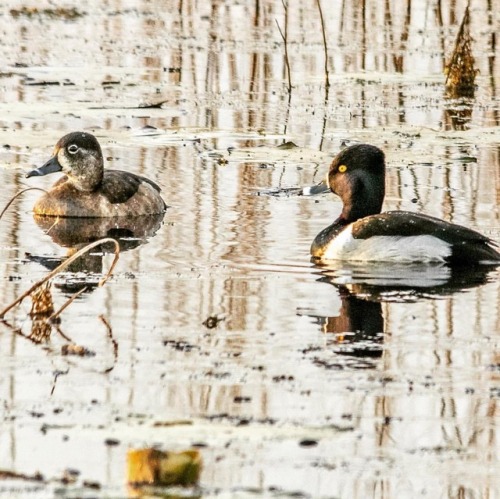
[27,132,166,218]
[33,170,165,217]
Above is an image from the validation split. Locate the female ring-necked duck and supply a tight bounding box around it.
[26,132,166,218]
[311,144,500,265]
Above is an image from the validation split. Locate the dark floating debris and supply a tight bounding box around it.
[152,420,193,427]
[445,5,477,99]
[82,480,101,490]
[61,344,96,357]
[202,314,226,329]
[299,439,318,447]
[163,339,199,352]
[233,396,251,403]
[138,100,169,109]
[24,79,60,86]
[104,438,120,447]
[0,470,44,482]
[10,7,84,19]
[276,141,299,150]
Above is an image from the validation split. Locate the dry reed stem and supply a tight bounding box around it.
[275,0,291,94]
[316,0,331,151]
[0,187,47,221]
[316,0,330,89]
[276,1,292,140]
[0,237,120,318]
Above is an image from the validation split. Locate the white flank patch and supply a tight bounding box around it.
[321,226,452,263]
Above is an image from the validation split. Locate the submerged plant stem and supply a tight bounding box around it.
[49,286,88,322]
[100,314,118,373]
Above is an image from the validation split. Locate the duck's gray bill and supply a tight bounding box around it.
[26,156,62,178]
[302,180,330,196]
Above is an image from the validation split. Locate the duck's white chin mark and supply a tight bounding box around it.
[321,227,452,263]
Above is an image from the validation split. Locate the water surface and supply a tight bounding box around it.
[0,0,499,497]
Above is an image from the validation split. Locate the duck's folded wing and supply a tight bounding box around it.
[101,170,161,204]
[351,211,499,264]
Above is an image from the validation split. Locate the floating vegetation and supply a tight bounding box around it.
[9,7,84,20]
[445,5,477,99]
[0,469,44,482]
[276,141,298,150]
[127,448,202,487]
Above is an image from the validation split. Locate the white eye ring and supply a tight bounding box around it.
[68,144,79,154]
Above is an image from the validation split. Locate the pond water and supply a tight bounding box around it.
[0,0,499,497]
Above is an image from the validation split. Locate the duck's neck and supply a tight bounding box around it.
[339,173,385,223]
[70,158,104,192]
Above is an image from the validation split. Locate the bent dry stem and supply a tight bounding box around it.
[0,237,120,319]
[0,187,48,221]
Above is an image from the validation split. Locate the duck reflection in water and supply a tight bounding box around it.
[306,263,497,362]
[27,212,165,293]
[319,283,384,360]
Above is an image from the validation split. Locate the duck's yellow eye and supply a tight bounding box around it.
[338,164,347,173]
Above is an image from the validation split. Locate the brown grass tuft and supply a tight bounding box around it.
[445,5,477,99]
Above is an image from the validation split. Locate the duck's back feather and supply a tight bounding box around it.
[312,211,500,265]
[100,170,162,204]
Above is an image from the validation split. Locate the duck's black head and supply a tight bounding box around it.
[27,132,104,192]
[327,144,386,223]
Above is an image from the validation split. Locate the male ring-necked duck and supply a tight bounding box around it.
[311,144,500,265]
[26,132,166,217]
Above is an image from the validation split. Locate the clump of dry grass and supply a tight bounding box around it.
[445,5,477,99]
[27,282,56,343]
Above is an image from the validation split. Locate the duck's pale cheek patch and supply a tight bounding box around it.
[321,226,452,262]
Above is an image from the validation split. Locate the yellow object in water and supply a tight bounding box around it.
[126,448,202,487]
